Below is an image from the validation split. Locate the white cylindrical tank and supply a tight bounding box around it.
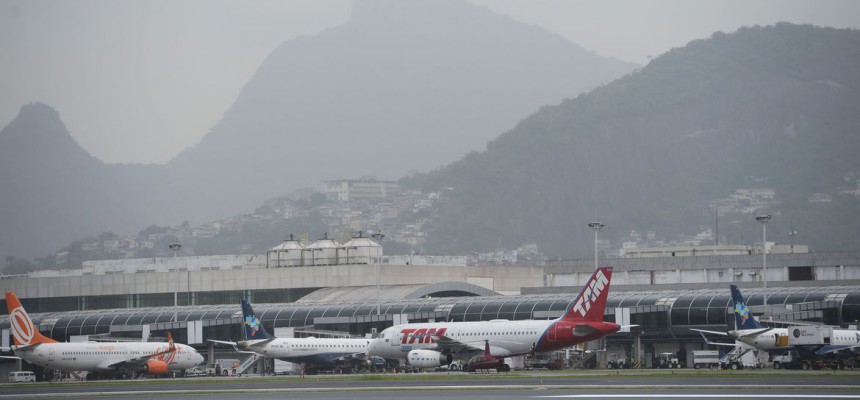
[267,235,306,267]
[306,233,340,266]
[340,234,383,265]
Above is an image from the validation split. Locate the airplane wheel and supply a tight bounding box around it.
[730,363,740,370]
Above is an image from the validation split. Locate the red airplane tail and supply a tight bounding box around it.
[561,267,613,322]
[5,291,58,346]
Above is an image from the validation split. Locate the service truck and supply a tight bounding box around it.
[692,350,720,369]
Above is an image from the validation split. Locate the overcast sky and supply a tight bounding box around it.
[2,0,859,164]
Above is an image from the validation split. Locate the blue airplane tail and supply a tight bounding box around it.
[241,299,273,340]
[730,285,764,330]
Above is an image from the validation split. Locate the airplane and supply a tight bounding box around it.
[693,285,860,357]
[3,291,203,378]
[464,340,509,373]
[208,299,384,374]
[368,267,621,369]
[691,284,792,351]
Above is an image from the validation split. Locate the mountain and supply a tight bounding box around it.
[0,104,169,262]
[166,0,638,223]
[0,0,636,262]
[407,23,860,257]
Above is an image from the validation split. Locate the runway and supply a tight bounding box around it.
[2,370,859,399]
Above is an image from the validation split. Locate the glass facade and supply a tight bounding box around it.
[2,286,859,343]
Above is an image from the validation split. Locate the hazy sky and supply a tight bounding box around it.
[2,0,859,164]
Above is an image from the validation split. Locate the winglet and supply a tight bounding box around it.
[5,291,58,346]
[241,299,273,340]
[730,285,764,330]
[562,267,613,322]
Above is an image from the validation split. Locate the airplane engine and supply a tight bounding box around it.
[407,350,452,368]
[144,359,169,375]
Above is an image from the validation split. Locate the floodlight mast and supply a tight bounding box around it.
[169,242,182,322]
[588,221,604,271]
[755,214,772,306]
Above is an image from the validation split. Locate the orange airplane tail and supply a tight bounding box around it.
[5,291,58,346]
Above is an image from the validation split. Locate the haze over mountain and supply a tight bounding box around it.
[0,104,169,262]
[409,23,860,257]
[168,0,638,223]
[0,0,636,262]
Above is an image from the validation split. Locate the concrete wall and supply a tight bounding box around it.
[545,252,860,289]
[0,263,544,299]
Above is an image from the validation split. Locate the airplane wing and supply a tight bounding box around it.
[428,334,527,358]
[813,344,860,356]
[427,334,484,356]
[0,355,22,360]
[102,332,177,370]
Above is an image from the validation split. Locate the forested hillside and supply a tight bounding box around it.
[408,24,860,258]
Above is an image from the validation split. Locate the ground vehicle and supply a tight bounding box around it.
[654,353,680,369]
[606,353,628,369]
[771,350,835,370]
[8,371,36,383]
[206,359,240,376]
[719,348,757,370]
[184,367,207,377]
[692,350,720,369]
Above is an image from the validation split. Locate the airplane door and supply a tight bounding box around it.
[548,324,557,342]
[392,332,402,347]
[48,347,55,361]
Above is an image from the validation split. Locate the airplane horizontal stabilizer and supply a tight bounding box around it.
[243,338,276,346]
[207,339,238,346]
[695,331,737,347]
[690,328,730,336]
[573,324,598,337]
[739,327,772,338]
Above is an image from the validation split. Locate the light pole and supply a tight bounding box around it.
[169,242,182,322]
[789,227,797,253]
[371,233,385,316]
[588,221,604,271]
[755,214,771,306]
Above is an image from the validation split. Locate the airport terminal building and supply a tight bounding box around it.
[2,241,860,377]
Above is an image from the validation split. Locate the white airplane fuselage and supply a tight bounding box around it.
[730,328,791,351]
[242,337,370,365]
[370,318,617,360]
[730,328,860,352]
[369,267,620,367]
[13,342,202,372]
